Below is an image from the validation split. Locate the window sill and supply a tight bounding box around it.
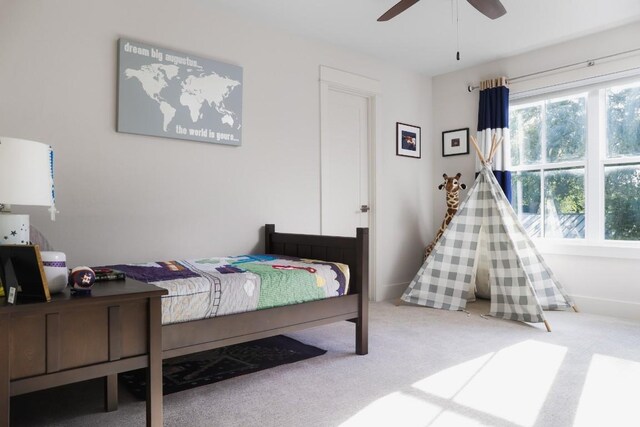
[532,238,640,260]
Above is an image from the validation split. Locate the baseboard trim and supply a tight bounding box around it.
[377,287,640,321]
[376,282,408,302]
[571,294,640,321]
[375,284,640,321]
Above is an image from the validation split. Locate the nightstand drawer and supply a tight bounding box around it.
[9,299,149,380]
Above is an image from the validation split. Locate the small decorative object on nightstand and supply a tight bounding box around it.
[68,266,96,295]
[40,251,67,293]
[93,268,126,282]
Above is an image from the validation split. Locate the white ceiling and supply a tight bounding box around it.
[214,0,640,76]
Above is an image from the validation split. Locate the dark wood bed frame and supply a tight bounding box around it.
[161,224,369,359]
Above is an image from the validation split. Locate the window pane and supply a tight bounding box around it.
[510,105,542,167]
[511,171,541,238]
[545,96,587,163]
[544,168,585,239]
[605,164,640,240]
[606,82,640,158]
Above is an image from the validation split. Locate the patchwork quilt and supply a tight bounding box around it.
[108,255,350,325]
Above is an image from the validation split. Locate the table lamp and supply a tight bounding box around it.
[0,136,57,245]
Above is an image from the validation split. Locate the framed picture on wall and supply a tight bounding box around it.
[117,38,243,146]
[442,128,470,157]
[396,122,421,159]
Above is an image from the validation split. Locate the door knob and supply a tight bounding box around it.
[360,205,370,213]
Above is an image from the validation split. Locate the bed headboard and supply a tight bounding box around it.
[264,224,369,298]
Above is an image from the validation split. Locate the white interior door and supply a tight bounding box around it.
[321,88,369,237]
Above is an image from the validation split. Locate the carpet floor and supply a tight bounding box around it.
[10,300,640,427]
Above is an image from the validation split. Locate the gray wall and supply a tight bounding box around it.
[0,0,433,300]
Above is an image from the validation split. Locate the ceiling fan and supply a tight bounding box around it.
[377,0,507,21]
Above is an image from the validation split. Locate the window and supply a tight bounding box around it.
[509,78,640,242]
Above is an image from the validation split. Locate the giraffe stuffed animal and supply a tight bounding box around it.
[424,173,467,261]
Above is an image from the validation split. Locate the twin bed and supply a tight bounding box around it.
[113,223,369,364]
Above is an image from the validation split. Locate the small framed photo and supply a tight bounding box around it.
[396,122,421,159]
[442,128,470,157]
[0,245,51,303]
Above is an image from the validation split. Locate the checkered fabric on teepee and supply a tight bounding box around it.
[402,166,573,324]
[482,171,545,323]
[401,173,484,311]
[485,169,573,311]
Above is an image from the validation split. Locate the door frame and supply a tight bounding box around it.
[319,65,380,302]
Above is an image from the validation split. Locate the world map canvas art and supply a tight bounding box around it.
[117,38,243,146]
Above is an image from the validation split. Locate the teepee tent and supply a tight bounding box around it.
[402,136,575,331]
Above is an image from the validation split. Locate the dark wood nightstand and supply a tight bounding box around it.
[0,279,167,427]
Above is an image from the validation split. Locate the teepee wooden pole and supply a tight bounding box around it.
[543,320,552,332]
[488,133,497,162]
[469,135,486,164]
[488,136,504,163]
[572,304,580,312]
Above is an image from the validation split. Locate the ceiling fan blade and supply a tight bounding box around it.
[377,0,421,22]
[466,0,506,20]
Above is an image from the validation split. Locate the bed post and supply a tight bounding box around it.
[265,224,275,254]
[355,227,369,355]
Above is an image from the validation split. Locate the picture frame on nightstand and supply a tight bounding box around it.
[0,245,51,303]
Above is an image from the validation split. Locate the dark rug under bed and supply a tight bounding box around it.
[120,335,327,398]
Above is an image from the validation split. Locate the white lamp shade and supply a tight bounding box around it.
[0,136,54,206]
